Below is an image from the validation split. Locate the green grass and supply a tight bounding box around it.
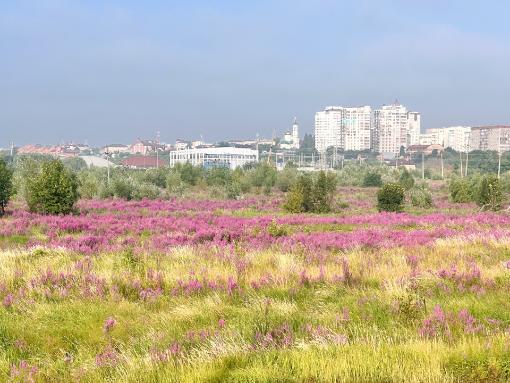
[1,236,510,381]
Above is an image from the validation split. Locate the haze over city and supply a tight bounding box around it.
[2,0,510,147]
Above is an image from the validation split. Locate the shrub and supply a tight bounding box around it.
[474,174,503,211]
[408,187,433,208]
[249,163,277,193]
[283,174,312,213]
[312,171,336,213]
[283,172,336,214]
[111,177,135,200]
[166,171,186,197]
[77,171,100,199]
[143,168,168,188]
[132,182,160,200]
[377,183,405,212]
[276,168,298,192]
[267,219,288,238]
[26,159,79,215]
[225,180,242,200]
[449,178,472,203]
[398,168,415,190]
[0,158,13,216]
[362,171,383,187]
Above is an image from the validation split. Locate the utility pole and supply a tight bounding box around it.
[498,151,502,179]
[459,151,463,178]
[105,149,110,185]
[498,127,502,179]
[10,142,14,157]
[464,150,469,177]
[421,152,425,179]
[440,151,444,180]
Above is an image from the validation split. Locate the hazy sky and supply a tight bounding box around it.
[1,0,510,147]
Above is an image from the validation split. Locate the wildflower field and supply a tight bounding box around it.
[1,186,510,382]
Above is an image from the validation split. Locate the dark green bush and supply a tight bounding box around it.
[362,171,383,187]
[283,171,336,214]
[398,168,415,190]
[474,174,503,211]
[408,186,433,208]
[377,183,405,212]
[0,157,13,216]
[449,178,472,203]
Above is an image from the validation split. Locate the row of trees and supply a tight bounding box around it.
[0,153,507,216]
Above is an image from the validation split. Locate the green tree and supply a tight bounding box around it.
[377,183,405,213]
[399,168,415,190]
[283,174,312,213]
[276,167,298,192]
[77,171,101,199]
[362,171,383,187]
[449,177,472,203]
[408,186,433,208]
[475,174,503,211]
[26,159,79,215]
[313,171,334,213]
[250,162,277,194]
[0,158,13,216]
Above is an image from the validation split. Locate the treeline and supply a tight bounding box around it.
[0,154,509,216]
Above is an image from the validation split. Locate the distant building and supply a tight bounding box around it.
[169,147,258,170]
[315,106,371,152]
[175,139,190,150]
[408,112,421,146]
[374,103,420,155]
[17,144,77,158]
[407,144,444,156]
[228,138,274,147]
[122,155,166,169]
[470,125,510,152]
[130,139,164,155]
[419,126,471,152]
[101,144,130,154]
[280,118,300,150]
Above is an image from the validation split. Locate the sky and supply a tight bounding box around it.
[1,0,510,147]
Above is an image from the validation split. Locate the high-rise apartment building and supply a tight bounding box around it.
[314,106,371,152]
[374,103,420,154]
[470,126,510,152]
[408,112,421,146]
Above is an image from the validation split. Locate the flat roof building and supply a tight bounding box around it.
[169,147,258,170]
[470,126,510,152]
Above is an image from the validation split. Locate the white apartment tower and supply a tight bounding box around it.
[408,112,421,146]
[374,103,420,154]
[314,106,371,152]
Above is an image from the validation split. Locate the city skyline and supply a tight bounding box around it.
[2,1,510,147]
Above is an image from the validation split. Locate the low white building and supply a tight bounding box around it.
[100,144,130,154]
[169,147,258,170]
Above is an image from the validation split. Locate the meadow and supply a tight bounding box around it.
[1,185,510,382]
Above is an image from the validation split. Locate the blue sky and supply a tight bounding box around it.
[1,0,510,146]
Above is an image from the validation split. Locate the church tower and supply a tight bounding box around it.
[292,117,300,149]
